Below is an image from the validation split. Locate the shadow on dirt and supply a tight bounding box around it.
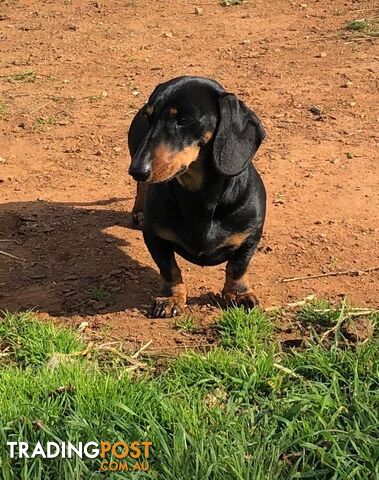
[0,198,162,317]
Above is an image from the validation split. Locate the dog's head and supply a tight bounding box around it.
[128,76,265,183]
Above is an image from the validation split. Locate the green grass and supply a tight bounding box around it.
[0,100,7,119]
[7,70,36,83]
[221,0,247,6]
[89,286,109,301]
[0,312,84,367]
[174,315,198,332]
[35,116,55,127]
[346,19,369,31]
[0,305,378,479]
[345,18,379,37]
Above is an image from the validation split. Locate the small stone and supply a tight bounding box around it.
[113,146,122,153]
[132,90,140,97]
[316,52,327,58]
[309,105,322,115]
[194,6,202,15]
[349,101,356,107]
[163,31,173,38]
[0,156,6,164]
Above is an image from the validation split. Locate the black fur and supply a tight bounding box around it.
[128,76,266,317]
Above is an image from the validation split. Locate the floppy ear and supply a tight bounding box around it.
[213,93,266,176]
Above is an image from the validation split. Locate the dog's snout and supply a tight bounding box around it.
[129,163,151,182]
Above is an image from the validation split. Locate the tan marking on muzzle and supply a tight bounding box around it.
[150,144,200,183]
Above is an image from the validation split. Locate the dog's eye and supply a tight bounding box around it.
[176,115,194,127]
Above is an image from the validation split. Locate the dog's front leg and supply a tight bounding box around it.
[144,232,187,318]
[131,182,149,230]
[222,240,260,309]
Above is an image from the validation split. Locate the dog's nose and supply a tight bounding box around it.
[129,164,151,182]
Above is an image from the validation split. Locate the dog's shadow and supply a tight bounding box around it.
[0,198,161,317]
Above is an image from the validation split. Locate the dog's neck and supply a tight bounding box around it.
[171,143,249,219]
[176,158,205,191]
[175,142,216,193]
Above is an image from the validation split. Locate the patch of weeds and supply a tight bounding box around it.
[89,286,108,301]
[35,116,55,127]
[345,18,379,36]
[0,100,7,119]
[88,94,103,103]
[217,306,273,350]
[346,19,369,31]
[88,91,108,103]
[0,311,83,367]
[101,324,113,337]
[221,0,247,5]
[298,298,341,326]
[175,315,198,333]
[8,70,36,83]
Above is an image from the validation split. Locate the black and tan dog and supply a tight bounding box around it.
[128,76,266,318]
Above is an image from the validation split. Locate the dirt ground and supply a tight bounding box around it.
[0,0,378,351]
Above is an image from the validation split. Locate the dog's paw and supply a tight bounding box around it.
[152,296,185,318]
[223,291,260,309]
[132,212,144,230]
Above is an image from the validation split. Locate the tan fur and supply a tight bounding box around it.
[156,258,187,316]
[145,105,153,116]
[223,264,249,296]
[150,144,200,183]
[220,231,251,249]
[203,130,213,143]
[176,159,204,191]
[222,263,259,307]
[155,227,179,244]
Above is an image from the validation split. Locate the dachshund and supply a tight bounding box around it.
[128,76,266,318]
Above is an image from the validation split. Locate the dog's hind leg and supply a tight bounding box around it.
[131,182,148,229]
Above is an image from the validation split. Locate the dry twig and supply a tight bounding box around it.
[281,266,379,283]
[0,250,26,262]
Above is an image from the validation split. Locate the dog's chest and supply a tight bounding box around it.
[156,221,249,258]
